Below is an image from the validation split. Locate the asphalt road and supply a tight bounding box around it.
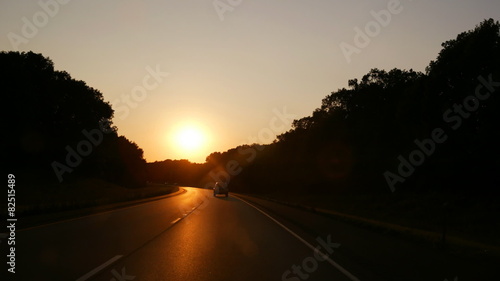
[10,187,498,281]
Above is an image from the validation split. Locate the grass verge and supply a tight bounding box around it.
[15,178,180,219]
[249,191,500,258]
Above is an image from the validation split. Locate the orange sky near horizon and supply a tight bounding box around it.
[1,0,499,163]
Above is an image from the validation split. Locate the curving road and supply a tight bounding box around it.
[13,187,497,281]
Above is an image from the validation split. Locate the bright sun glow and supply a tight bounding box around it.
[176,127,204,151]
[167,122,212,162]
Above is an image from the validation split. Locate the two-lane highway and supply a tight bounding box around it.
[88,189,355,281]
[14,187,498,280]
[16,188,355,281]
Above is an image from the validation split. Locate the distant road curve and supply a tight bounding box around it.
[13,187,497,280]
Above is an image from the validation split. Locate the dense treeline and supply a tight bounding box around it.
[147,159,210,186]
[3,19,499,202]
[2,51,147,187]
[206,19,500,197]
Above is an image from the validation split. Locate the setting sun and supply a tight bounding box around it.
[167,122,212,162]
[176,127,204,151]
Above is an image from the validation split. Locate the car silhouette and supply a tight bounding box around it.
[213,181,229,197]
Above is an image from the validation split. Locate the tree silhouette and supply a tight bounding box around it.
[1,51,147,187]
[226,19,500,196]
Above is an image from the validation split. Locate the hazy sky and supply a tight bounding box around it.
[1,0,499,163]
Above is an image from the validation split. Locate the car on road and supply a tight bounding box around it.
[213,182,229,197]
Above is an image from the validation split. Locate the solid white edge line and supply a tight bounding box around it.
[234,195,361,281]
[76,255,123,281]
